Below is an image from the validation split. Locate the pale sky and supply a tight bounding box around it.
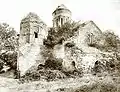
[0,0,120,36]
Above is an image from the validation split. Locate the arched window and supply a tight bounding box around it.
[34,32,38,38]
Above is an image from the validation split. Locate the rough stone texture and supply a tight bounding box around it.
[52,21,103,73]
[18,12,48,76]
[65,20,102,47]
[19,12,48,46]
[18,44,46,75]
[18,5,103,75]
[53,44,65,59]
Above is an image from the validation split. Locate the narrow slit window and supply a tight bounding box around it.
[61,18,63,25]
[34,32,38,38]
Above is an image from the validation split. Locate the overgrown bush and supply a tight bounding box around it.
[44,21,79,48]
[45,58,63,70]
[0,23,18,74]
[0,51,17,70]
[73,82,117,92]
[95,30,120,52]
[0,23,18,51]
[21,69,67,82]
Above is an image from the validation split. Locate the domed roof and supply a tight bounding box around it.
[52,4,71,14]
[21,12,41,22]
[57,4,67,9]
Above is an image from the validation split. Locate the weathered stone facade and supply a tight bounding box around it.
[18,12,48,75]
[54,21,103,73]
[19,12,47,46]
[18,4,103,75]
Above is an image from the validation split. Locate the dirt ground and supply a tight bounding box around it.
[0,74,120,92]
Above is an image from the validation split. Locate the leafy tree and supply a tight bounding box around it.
[44,21,80,48]
[0,23,18,72]
[91,30,120,53]
[102,30,120,52]
[57,21,79,39]
[0,23,18,51]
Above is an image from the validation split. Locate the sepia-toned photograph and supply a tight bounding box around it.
[0,0,120,92]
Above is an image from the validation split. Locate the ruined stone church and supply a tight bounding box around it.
[18,4,102,76]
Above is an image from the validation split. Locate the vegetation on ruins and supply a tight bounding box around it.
[44,21,80,48]
[0,20,120,82]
